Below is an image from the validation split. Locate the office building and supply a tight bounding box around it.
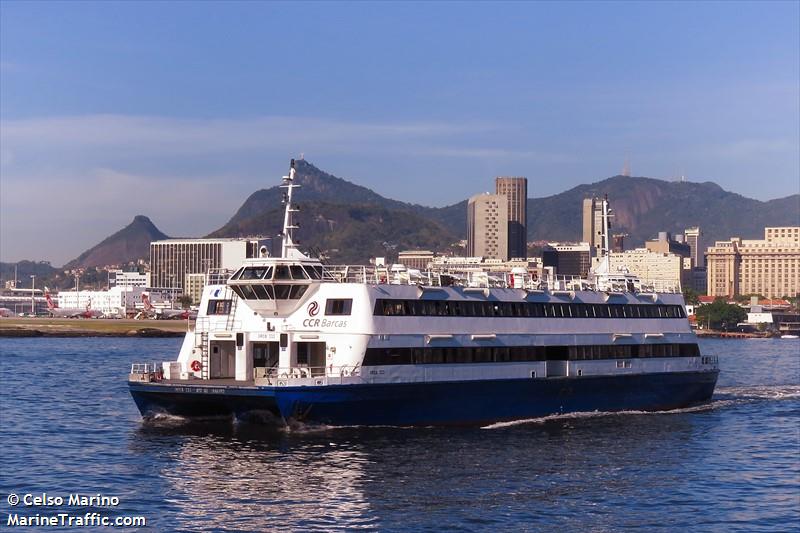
[582,197,606,256]
[706,227,800,299]
[150,238,263,292]
[108,270,149,288]
[467,193,508,260]
[645,232,692,258]
[542,243,592,278]
[684,227,704,268]
[495,177,528,259]
[609,248,687,291]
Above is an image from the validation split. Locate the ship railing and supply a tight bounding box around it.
[254,365,364,386]
[317,265,682,294]
[129,362,163,382]
[207,268,235,286]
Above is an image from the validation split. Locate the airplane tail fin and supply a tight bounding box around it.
[142,293,153,311]
[44,287,56,309]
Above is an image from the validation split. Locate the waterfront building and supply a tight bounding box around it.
[150,238,263,292]
[706,227,800,299]
[397,250,437,271]
[684,227,704,268]
[608,248,687,289]
[56,286,146,316]
[0,287,46,315]
[542,243,592,278]
[467,193,508,260]
[495,177,528,259]
[582,197,606,257]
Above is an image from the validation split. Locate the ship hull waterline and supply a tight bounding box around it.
[129,370,719,427]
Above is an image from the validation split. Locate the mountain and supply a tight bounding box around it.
[523,176,800,246]
[65,215,168,269]
[211,160,799,261]
[210,160,458,262]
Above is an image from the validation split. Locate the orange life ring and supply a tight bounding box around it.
[190,360,201,372]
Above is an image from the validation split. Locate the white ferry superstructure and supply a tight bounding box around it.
[129,160,719,426]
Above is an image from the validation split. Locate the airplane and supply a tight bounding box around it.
[141,293,197,320]
[0,308,13,317]
[44,288,103,318]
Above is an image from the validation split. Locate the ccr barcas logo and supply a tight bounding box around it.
[307,301,319,316]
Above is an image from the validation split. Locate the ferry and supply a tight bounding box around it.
[129,160,719,426]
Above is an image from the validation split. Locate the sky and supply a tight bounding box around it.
[1,1,798,266]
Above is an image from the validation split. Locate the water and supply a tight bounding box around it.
[1,338,798,532]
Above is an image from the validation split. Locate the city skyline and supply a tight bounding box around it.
[1,2,798,265]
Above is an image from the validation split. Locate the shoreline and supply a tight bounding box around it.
[0,317,188,338]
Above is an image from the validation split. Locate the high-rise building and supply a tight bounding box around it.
[150,238,263,292]
[582,197,605,256]
[542,243,592,278]
[706,227,800,299]
[684,227,704,268]
[467,193,509,260]
[495,177,528,259]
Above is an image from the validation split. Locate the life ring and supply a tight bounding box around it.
[190,360,201,372]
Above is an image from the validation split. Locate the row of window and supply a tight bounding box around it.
[230,284,309,301]
[374,299,686,319]
[363,343,701,366]
[231,264,324,281]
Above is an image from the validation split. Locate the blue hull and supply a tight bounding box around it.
[129,370,718,426]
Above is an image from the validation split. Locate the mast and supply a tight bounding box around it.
[601,194,610,258]
[280,159,301,258]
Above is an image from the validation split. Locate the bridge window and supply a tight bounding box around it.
[274,265,291,280]
[326,299,353,315]
[252,285,274,300]
[290,266,309,280]
[239,267,272,280]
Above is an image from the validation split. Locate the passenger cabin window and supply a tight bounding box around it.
[207,299,232,315]
[326,299,353,315]
[363,343,701,365]
[372,299,686,320]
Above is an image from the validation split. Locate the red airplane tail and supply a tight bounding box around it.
[142,293,154,311]
[44,287,57,309]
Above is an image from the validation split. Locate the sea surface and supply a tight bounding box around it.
[0,337,798,532]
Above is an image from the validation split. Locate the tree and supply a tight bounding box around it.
[682,287,701,305]
[695,298,747,331]
[178,295,194,309]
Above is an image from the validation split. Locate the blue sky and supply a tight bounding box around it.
[1,1,798,265]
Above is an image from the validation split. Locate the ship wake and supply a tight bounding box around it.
[481,384,800,429]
